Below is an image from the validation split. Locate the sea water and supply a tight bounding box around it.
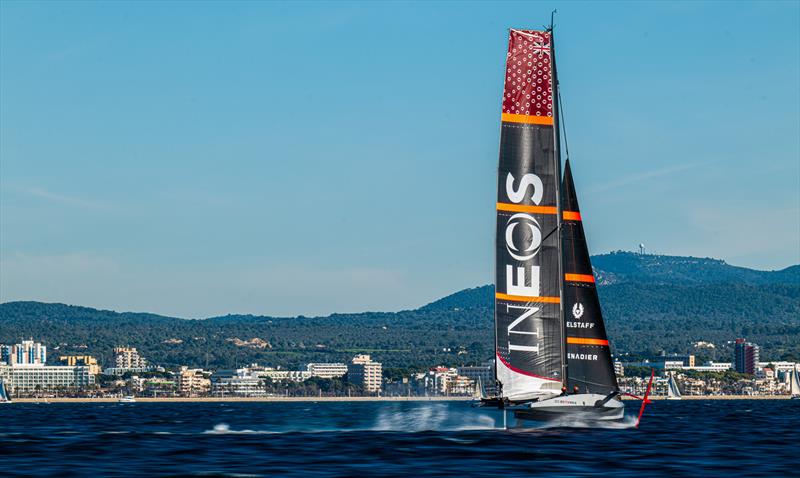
[0,400,797,476]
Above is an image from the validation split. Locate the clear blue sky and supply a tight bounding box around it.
[1,1,798,318]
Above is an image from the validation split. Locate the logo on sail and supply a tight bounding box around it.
[505,213,542,261]
[572,302,584,319]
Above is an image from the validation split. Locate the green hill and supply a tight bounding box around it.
[1,252,798,369]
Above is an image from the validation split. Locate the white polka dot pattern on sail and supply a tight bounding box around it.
[502,30,553,118]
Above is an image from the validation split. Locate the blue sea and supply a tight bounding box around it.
[1,400,797,477]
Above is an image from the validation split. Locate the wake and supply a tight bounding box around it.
[202,403,638,435]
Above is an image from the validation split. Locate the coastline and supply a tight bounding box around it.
[11,395,792,403]
[623,395,792,401]
[13,396,474,403]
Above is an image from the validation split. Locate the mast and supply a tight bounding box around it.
[548,18,567,390]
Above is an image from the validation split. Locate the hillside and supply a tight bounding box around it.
[591,251,800,286]
[1,253,798,370]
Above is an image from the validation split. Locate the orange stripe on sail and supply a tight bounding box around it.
[501,113,554,125]
[495,293,560,303]
[565,273,595,283]
[567,337,609,346]
[497,203,558,214]
[563,211,582,221]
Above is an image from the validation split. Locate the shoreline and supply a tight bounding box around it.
[13,396,474,403]
[625,395,793,400]
[11,395,793,403]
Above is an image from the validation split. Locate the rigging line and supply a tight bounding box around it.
[557,88,570,161]
[540,226,558,245]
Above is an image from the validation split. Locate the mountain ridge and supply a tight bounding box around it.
[2,252,798,368]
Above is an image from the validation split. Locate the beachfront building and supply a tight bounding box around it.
[257,368,311,383]
[416,367,477,396]
[735,339,760,374]
[430,367,458,394]
[682,377,706,396]
[211,368,266,397]
[0,364,93,394]
[114,347,148,369]
[757,361,798,375]
[3,340,48,366]
[177,367,211,396]
[457,364,495,396]
[104,347,153,376]
[131,376,178,396]
[306,362,348,379]
[623,358,732,372]
[614,360,625,377]
[347,355,382,393]
[59,355,101,375]
[682,362,733,372]
[456,365,493,386]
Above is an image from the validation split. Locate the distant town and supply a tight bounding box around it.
[1,337,797,399]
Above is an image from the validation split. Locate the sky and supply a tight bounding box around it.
[1,1,798,318]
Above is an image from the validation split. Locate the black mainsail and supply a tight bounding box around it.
[494,29,564,402]
[561,160,618,396]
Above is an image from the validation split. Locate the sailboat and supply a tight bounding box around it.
[666,373,682,400]
[790,366,800,400]
[481,24,638,422]
[0,378,12,404]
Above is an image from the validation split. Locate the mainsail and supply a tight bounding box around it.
[494,29,564,401]
[562,160,619,395]
[791,367,800,397]
[667,374,682,399]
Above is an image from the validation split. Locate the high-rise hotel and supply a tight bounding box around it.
[734,338,760,375]
[0,340,94,394]
[0,339,47,366]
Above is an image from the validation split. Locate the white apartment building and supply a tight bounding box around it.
[257,369,311,383]
[211,368,266,397]
[306,363,348,379]
[177,367,211,396]
[0,365,93,393]
[457,365,493,386]
[113,347,148,369]
[682,362,733,372]
[614,360,625,377]
[348,354,382,393]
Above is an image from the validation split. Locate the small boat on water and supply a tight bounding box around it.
[790,366,800,400]
[666,374,682,400]
[119,395,137,403]
[479,20,652,425]
[0,378,12,404]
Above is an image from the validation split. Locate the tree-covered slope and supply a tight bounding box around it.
[1,253,798,369]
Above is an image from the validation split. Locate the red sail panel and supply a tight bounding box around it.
[502,30,554,123]
[494,29,563,402]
